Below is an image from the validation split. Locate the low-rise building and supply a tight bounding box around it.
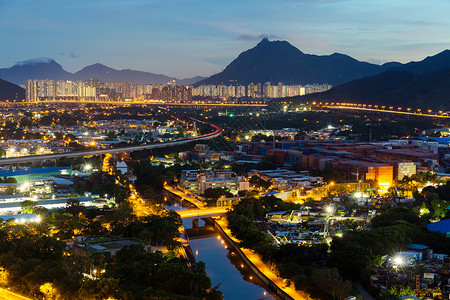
[71,235,160,258]
[180,169,249,194]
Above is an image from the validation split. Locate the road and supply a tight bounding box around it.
[0,121,221,165]
[9,99,268,107]
[164,185,205,208]
[354,280,375,300]
[0,288,31,300]
[324,105,450,119]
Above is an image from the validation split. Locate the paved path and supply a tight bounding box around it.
[354,280,376,300]
[0,288,31,300]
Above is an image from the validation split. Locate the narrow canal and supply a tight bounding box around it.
[164,199,275,300]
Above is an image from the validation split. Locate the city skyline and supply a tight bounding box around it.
[1,0,450,78]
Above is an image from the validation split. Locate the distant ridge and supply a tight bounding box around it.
[0,60,206,86]
[72,63,176,85]
[0,59,72,84]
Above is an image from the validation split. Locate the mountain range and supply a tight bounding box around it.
[195,38,450,109]
[1,38,450,108]
[3,39,450,89]
[0,58,206,86]
[196,38,450,87]
[196,38,398,86]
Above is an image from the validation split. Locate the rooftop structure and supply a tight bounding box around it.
[72,235,157,258]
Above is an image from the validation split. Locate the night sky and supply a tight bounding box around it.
[1,0,450,78]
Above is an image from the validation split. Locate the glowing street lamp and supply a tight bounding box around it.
[393,255,404,267]
[19,181,31,193]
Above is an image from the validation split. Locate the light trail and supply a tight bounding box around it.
[4,99,267,107]
[323,105,450,119]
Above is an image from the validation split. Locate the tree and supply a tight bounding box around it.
[78,278,121,300]
[203,188,232,200]
[4,177,17,183]
[343,219,358,230]
[34,206,48,216]
[388,285,416,299]
[106,131,116,140]
[365,179,378,189]
[40,282,62,300]
[431,199,448,219]
[4,185,17,195]
[370,207,422,228]
[311,268,352,299]
[249,175,272,190]
[21,200,38,214]
[0,267,9,286]
[112,186,129,203]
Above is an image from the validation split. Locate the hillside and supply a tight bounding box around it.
[0,78,26,101]
[289,68,450,109]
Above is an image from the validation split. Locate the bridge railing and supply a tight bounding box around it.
[216,197,241,207]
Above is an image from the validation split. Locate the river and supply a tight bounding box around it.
[165,201,274,300]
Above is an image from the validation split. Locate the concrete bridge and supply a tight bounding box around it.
[176,207,229,219]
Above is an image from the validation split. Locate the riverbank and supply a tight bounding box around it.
[164,198,273,299]
[212,217,311,300]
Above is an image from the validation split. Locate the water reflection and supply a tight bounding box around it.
[165,196,275,299]
[164,201,188,211]
[192,235,274,300]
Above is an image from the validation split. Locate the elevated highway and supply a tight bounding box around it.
[323,104,450,119]
[7,99,267,107]
[0,121,221,165]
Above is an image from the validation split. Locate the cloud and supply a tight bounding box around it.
[236,34,283,41]
[195,56,234,66]
[69,51,79,58]
[366,58,389,65]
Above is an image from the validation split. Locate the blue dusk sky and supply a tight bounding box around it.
[1,0,450,78]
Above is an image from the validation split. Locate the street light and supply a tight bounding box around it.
[393,255,404,267]
[393,255,407,285]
